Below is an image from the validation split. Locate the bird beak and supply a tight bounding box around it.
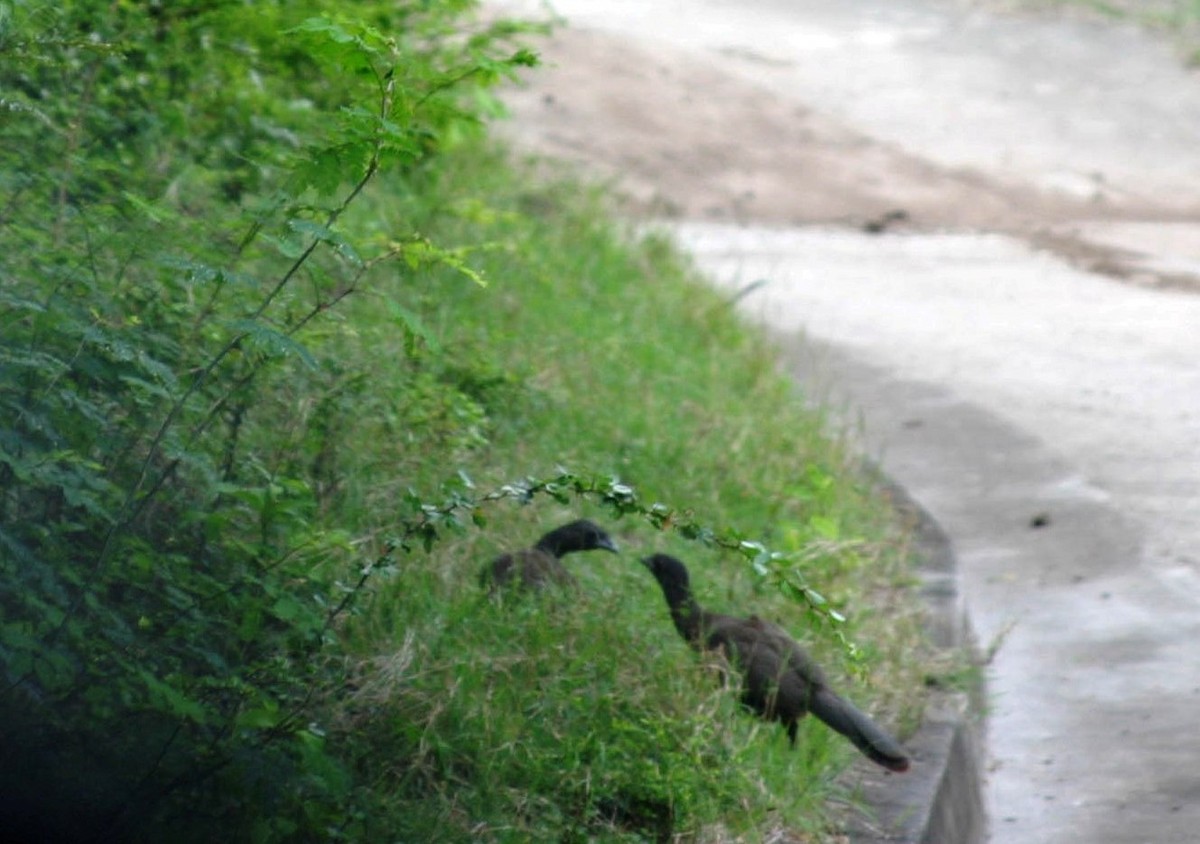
[600,537,619,554]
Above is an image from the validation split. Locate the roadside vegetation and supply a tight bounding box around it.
[1004,0,1200,63]
[0,1,927,841]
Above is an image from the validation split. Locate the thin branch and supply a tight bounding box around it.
[317,470,850,638]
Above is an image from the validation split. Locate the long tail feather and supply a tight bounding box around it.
[810,688,910,772]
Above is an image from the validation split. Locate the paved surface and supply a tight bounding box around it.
[491,1,1200,841]
[679,225,1200,843]
[518,0,1200,209]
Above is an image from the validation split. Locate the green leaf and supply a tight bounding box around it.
[236,702,282,730]
[121,191,179,225]
[230,319,318,370]
[751,553,770,576]
[118,374,175,401]
[386,300,441,354]
[287,219,363,266]
[271,593,304,622]
[809,515,840,540]
[237,607,264,642]
[0,290,46,313]
[145,675,207,723]
[290,17,357,44]
[261,232,308,259]
[32,651,74,692]
[158,255,255,288]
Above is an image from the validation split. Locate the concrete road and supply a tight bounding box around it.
[492,1,1200,841]
[676,224,1200,843]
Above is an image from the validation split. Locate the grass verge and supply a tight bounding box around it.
[320,145,932,841]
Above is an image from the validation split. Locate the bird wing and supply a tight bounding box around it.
[738,620,909,771]
[742,616,909,768]
[514,548,575,588]
[484,548,575,591]
[704,613,807,720]
[744,615,830,688]
[484,551,517,588]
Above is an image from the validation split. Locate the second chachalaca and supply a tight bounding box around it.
[482,519,619,592]
[641,553,910,772]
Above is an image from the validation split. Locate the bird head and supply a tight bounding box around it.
[537,519,619,557]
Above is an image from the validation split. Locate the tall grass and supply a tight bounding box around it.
[0,1,926,837]
[317,147,930,840]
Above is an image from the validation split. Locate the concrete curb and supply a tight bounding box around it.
[842,475,987,844]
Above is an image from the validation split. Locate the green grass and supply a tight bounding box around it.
[311,146,931,841]
[1011,0,1200,63]
[0,5,930,836]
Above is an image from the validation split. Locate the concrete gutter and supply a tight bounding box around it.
[838,476,986,844]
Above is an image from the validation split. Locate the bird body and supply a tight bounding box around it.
[482,519,619,592]
[642,553,909,773]
[488,547,577,590]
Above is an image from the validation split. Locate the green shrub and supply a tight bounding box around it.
[0,1,536,839]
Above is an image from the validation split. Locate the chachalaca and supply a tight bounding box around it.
[641,553,910,772]
[482,519,619,592]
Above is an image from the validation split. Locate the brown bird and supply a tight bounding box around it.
[641,553,910,772]
[482,519,619,592]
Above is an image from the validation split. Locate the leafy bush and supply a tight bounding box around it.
[0,1,535,839]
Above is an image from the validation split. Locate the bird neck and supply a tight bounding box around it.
[668,596,706,644]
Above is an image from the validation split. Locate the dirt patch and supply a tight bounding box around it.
[499,25,1200,290]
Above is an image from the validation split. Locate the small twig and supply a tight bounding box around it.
[725,278,768,306]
